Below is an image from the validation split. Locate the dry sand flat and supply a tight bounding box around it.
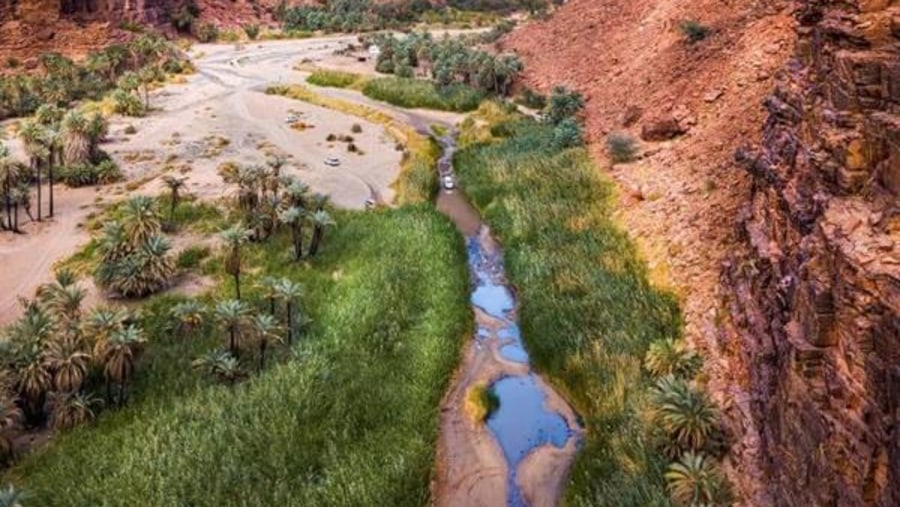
[0,37,407,326]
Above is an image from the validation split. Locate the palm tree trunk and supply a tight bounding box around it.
[118,382,126,407]
[48,163,55,218]
[35,159,42,221]
[286,302,294,345]
[259,341,266,373]
[229,327,237,356]
[105,377,112,405]
[233,273,241,300]
[268,297,275,316]
[169,195,177,226]
[309,227,323,257]
[12,203,18,232]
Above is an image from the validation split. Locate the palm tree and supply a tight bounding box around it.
[311,192,330,212]
[170,300,207,337]
[220,226,251,299]
[649,376,720,457]
[275,279,304,345]
[0,147,21,232]
[99,325,145,406]
[49,391,102,430]
[121,196,162,245]
[215,299,249,356]
[162,175,186,228]
[137,66,156,109]
[645,338,700,378]
[193,350,245,387]
[83,306,128,359]
[42,127,61,217]
[266,156,288,200]
[280,206,306,261]
[61,109,91,166]
[43,337,91,393]
[665,451,729,506]
[16,352,50,422]
[18,120,48,221]
[0,397,22,465]
[0,484,25,507]
[285,180,310,208]
[306,210,335,257]
[250,314,282,373]
[257,276,280,316]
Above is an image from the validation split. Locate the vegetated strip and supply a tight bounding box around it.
[267,84,440,203]
[454,117,683,504]
[6,202,470,505]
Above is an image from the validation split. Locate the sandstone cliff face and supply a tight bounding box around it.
[1,0,170,25]
[728,0,900,504]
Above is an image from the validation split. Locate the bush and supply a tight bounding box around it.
[59,160,124,187]
[606,132,637,163]
[124,124,138,135]
[194,22,219,43]
[517,86,547,110]
[176,245,211,269]
[112,89,146,117]
[306,70,363,89]
[680,20,711,43]
[171,0,200,33]
[362,77,484,112]
[546,85,584,124]
[551,118,584,150]
[645,338,701,378]
[351,123,363,133]
[649,376,722,458]
[242,24,261,40]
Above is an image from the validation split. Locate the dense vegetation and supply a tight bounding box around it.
[362,77,484,112]
[4,167,469,505]
[455,110,683,504]
[0,34,190,120]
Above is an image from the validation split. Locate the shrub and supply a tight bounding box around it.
[606,132,637,163]
[176,245,211,269]
[59,160,123,187]
[645,338,701,378]
[546,85,584,124]
[665,452,730,506]
[111,89,146,117]
[680,20,711,43]
[194,22,219,43]
[517,86,547,110]
[124,125,138,135]
[362,77,484,112]
[5,57,20,69]
[243,24,261,40]
[551,118,584,150]
[350,123,363,133]
[347,143,359,153]
[464,382,499,423]
[171,0,200,33]
[306,70,363,89]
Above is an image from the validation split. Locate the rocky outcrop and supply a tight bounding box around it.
[727,0,900,504]
[0,0,171,25]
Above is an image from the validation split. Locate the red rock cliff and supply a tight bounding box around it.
[727,0,900,504]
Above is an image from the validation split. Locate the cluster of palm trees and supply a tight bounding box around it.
[219,159,335,266]
[373,32,524,96]
[643,338,731,505]
[0,34,185,121]
[0,269,147,462]
[182,276,306,383]
[95,196,175,298]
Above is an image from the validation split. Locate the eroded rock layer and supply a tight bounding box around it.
[728,0,900,504]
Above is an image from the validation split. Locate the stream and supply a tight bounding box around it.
[434,132,580,506]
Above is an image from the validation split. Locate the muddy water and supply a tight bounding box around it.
[434,132,580,506]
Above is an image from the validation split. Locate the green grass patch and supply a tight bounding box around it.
[6,205,470,506]
[362,77,484,113]
[175,245,211,270]
[455,119,683,505]
[306,70,367,89]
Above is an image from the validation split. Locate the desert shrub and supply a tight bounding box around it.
[606,132,637,163]
[551,117,584,150]
[680,20,711,43]
[194,22,219,43]
[351,123,363,133]
[243,24,261,40]
[665,452,730,506]
[347,143,359,153]
[546,85,584,124]
[112,88,146,117]
[171,0,200,32]
[517,86,547,110]
[124,124,138,135]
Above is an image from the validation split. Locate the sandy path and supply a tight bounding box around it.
[0,37,409,326]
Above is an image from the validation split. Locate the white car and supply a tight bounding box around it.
[441,175,456,191]
[324,157,341,167]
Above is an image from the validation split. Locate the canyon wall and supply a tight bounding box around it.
[728,0,900,504]
[0,0,171,25]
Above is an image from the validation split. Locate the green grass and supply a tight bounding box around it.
[362,77,484,113]
[6,205,471,506]
[455,119,682,505]
[306,70,366,89]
